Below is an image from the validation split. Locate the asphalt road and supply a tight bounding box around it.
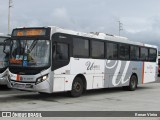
[0,79,160,111]
[0,78,160,112]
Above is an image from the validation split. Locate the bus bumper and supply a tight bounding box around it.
[10,80,51,93]
[0,76,8,85]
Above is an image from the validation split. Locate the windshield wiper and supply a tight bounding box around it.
[28,40,38,53]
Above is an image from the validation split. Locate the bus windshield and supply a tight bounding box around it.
[0,37,8,69]
[10,39,50,67]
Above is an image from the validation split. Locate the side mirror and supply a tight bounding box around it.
[3,39,11,54]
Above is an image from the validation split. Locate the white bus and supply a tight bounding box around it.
[0,35,10,86]
[7,26,158,97]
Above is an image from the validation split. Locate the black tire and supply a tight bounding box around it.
[0,85,9,89]
[70,77,83,97]
[128,75,138,91]
[123,75,137,91]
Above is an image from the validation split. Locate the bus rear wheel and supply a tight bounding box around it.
[70,77,83,97]
[129,75,138,91]
[123,75,137,91]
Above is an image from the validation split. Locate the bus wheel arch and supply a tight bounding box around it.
[70,74,87,97]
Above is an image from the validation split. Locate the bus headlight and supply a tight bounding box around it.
[36,74,48,85]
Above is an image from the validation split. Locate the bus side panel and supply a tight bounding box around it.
[53,64,71,92]
[143,62,157,83]
[53,74,75,92]
[92,59,105,89]
[70,58,105,90]
[104,60,143,88]
[70,58,94,90]
[53,58,96,91]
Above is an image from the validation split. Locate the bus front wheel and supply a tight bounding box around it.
[70,77,83,97]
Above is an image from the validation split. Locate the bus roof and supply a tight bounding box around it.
[49,26,157,48]
[14,26,158,49]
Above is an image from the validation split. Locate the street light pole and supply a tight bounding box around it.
[118,21,123,36]
[8,0,12,35]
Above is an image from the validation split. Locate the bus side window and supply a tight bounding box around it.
[106,42,118,60]
[130,46,140,61]
[119,44,129,60]
[56,43,69,60]
[140,47,148,61]
[149,48,157,62]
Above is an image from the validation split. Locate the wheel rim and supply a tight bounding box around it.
[73,82,81,92]
[131,77,136,88]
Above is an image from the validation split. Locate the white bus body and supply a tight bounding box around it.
[8,26,158,97]
[0,35,10,86]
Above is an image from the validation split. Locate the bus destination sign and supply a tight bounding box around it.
[12,29,47,37]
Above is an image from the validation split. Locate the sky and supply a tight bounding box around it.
[0,0,160,48]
